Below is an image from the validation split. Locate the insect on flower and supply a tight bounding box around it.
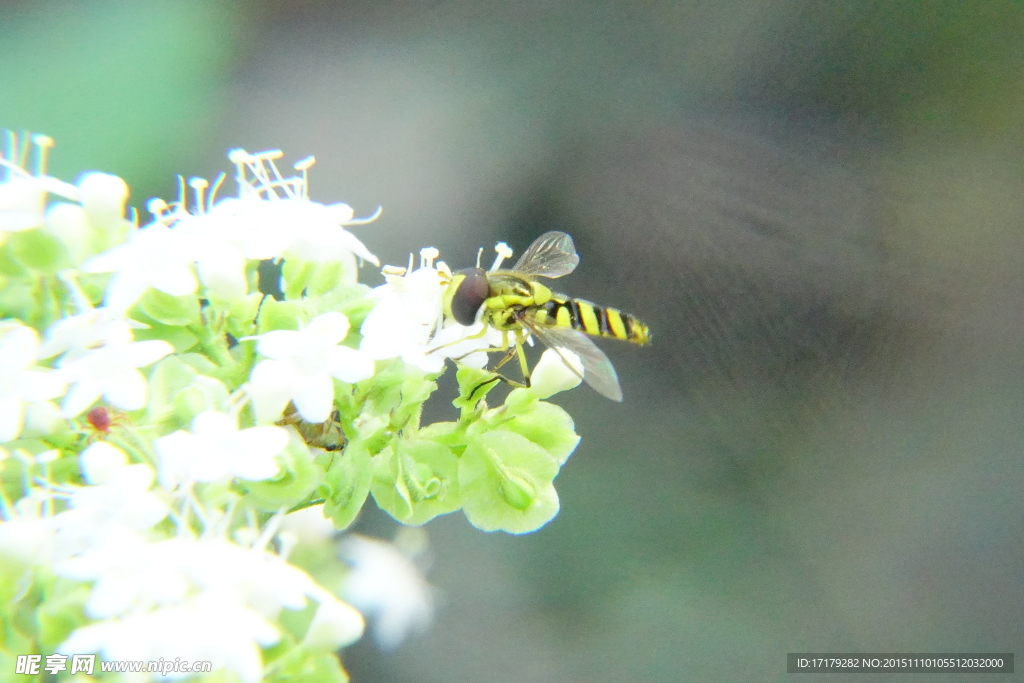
[278,402,347,452]
[83,405,126,441]
[441,231,651,401]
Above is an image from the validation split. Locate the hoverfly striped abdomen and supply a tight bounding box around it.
[533,297,650,346]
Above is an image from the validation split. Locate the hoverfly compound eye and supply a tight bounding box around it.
[451,267,490,325]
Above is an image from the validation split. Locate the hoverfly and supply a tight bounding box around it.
[441,231,650,401]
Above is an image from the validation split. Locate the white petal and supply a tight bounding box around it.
[303,597,365,651]
[527,348,583,399]
[103,368,147,410]
[249,360,294,423]
[151,263,198,297]
[291,373,334,424]
[0,397,25,442]
[62,380,102,418]
[191,410,237,436]
[78,172,128,228]
[306,312,350,345]
[197,244,247,301]
[80,442,128,484]
[20,369,67,401]
[328,346,375,383]
[256,330,299,360]
[234,426,289,459]
[103,270,151,315]
[126,340,173,368]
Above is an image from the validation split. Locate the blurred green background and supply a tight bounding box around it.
[3,1,1023,681]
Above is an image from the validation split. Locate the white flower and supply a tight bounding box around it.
[228,149,379,268]
[55,528,190,618]
[303,595,366,652]
[76,171,129,233]
[279,505,337,546]
[0,508,58,565]
[0,175,47,237]
[0,322,67,442]
[59,588,279,683]
[249,312,375,423]
[0,134,78,243]
[340,531,434,650]
[57,531,364,682]
[52,447,168,556]
[79,440,129,484]
[84,222,199,315]
[524,348,583,399]
[360,248,503,373]
[39,306,139,363]
[155,411,288,488]
[57,334,172,418]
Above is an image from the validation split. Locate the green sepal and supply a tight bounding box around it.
[264,644,349,683]
[318,287,377,331]
[417,420,464,448]
[132,320,198,353]
[222,291,263,340]
[0,245,32,277]
[495,399,580,465]
[348,360,439,433]
[258,298,303,333]
[306,261,345,297]
[5,229,69,274]
[371,439,461,525]
[459,430,560,534]
[244,439,323,512]
[138,288,201,326]
[0,279,34,322]
[36,580,89,652]
[281,258,316,300]
[146,355,199,426]
[453,366,499,413]
[172,375,231,428]
[321,440,373,530]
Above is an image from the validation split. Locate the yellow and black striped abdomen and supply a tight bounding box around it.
[531,296,650,345]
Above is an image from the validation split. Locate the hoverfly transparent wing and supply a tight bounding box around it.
[510,231,580,279]
[521,316,624,401]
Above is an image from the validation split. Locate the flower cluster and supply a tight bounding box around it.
[0,133,582,681]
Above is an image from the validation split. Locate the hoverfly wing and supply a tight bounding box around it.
[511,231,580,278]
[522,318,624,401]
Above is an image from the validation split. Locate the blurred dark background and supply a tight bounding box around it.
[3,1,1023,681]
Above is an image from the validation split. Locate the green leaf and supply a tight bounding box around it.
[281,258,316,300]
[244,439,324,512]
[258,298,303,333]
[265,644,349,683]
[459,430,560,534]
[223,291,263,339]
[172,375,230,427]
[6,229,68,274]
[36,581,89,651]
[496,400,581,465]
[306,261,344,297]
[132,320,198,353]
[146,355,198,425]
[371,439,461,526]
[138,288,201,326]
[322,440,373,530]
